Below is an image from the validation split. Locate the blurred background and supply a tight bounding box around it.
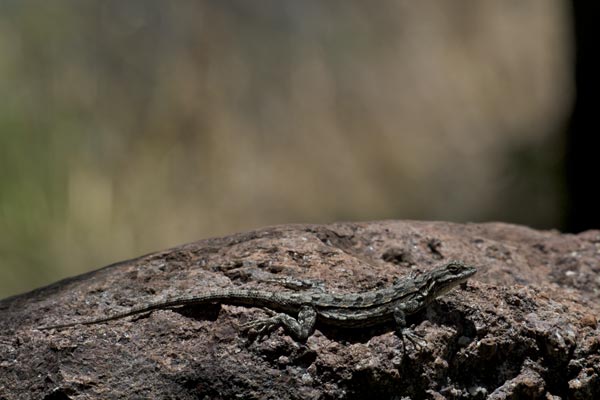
[0,0,595,298]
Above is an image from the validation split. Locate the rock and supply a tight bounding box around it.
[1,221,599,399]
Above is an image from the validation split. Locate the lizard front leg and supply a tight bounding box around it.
[240,305,317,341]
[393,307,426,352]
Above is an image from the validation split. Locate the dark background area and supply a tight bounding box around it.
[566,2,600,233]
[0,0,594,298]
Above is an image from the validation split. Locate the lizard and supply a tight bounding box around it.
[37,261,477,343]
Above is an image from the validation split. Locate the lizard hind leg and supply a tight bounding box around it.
[240,305,317,341]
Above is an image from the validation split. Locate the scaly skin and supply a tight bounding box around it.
[38,261,477,341]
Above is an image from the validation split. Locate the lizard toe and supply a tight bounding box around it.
[400,327,426,351]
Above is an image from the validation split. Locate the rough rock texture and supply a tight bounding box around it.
[1,221,599,399]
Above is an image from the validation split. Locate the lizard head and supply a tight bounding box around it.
[421,260,477,298]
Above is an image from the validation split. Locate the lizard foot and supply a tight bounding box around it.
[398,326,426,352]
[239,312,283,338]
[239,306,316,341]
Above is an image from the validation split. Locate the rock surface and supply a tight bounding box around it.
[1,221,599,399]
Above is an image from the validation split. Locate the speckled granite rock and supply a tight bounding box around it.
[1,221,599,399]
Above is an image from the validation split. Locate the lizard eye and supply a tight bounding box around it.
[447,262,463,273]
